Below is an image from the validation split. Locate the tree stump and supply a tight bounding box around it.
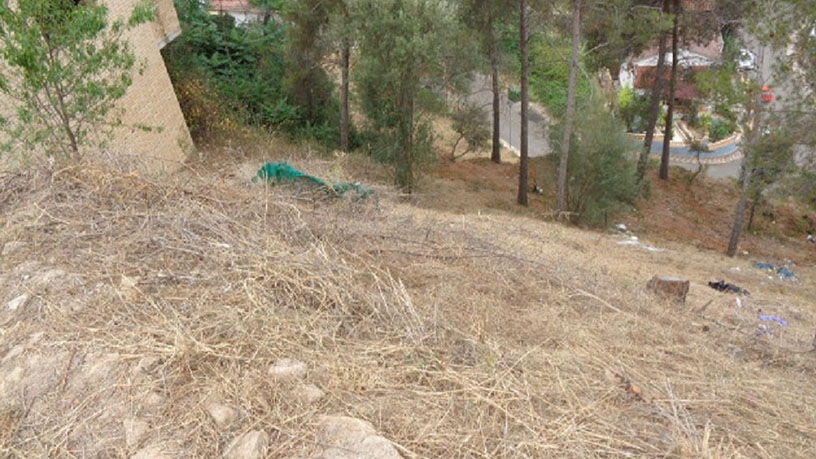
[647,276,690,303]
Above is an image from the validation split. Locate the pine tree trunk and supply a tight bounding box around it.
[490,14,501,164]
[636,0,671,183]
[727,96,766,257]
[557,0,581,212]
[340,42,350,152]
[747,197,759,231]
[517,0,529,206]
[659,0,680,180]
[727,167,752,257]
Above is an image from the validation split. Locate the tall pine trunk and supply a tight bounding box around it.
[659,0,680,180]
[490,13,501,164]
[636,0,671,183]
[727,107,763,257]
[557,0,581,212]
[517,0,529,206]
[727,167,753,257]
[340,41,350,152]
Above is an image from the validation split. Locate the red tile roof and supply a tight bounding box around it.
[634,66,707,100]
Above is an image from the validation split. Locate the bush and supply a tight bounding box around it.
[550,110,640,226]
[618,87,651,132]
[164,0,343,145]
[528,40,592,118]
[709,118,735,142]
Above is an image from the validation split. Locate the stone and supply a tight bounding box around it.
[131,445,171,459]
[6,294,29,311]
[224,430,269,459]
[1,241,25,256]
[316,416,402,459]
[646,276,690,303]
[206,402,238,430]
[294,383,325,404]
[268,358,307,381]
[133,356,162,376]
[31,269,73,294]
[124,418,149,449]
[120,275,140,290]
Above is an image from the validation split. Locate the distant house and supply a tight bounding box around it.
[619,0,723,101]
[208,0,267,25]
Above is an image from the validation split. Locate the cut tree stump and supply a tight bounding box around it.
[647,276,690,303]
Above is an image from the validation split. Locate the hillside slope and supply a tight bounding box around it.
[1,160,815,458]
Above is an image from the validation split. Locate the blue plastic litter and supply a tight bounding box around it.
[758,315,789,327]
[754,262,775,271]
[776,267,797,281]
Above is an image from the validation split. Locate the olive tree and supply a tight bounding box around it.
[0,0,156,160]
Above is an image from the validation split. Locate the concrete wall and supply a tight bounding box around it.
[102,0,193,172]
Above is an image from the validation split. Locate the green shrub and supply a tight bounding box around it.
[165,0,343,145]
[709,118,735,142]
[618,87,651,132]
[550,110,640,226]
[528,40,592,118]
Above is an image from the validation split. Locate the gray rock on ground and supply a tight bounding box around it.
[224,430,269,459]
[268,358,308,381]
[316,416,402,459]
[124,418,150,449]
[206,401,239,430]
[6,294,29,311]
[1,241,26,256]
[294,383,325,404]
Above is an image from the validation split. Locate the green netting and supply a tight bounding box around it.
[252,162,373,199]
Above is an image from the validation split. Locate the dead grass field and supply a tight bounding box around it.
[1,136,816,458]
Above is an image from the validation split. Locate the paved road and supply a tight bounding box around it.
[467,75,551,158]
[466,74,743,178]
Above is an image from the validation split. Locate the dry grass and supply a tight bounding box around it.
[0,153,815,458]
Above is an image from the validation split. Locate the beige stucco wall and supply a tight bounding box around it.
[0,0,192,172]
[105,0,192,172]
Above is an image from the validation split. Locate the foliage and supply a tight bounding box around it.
[528,38,593,119]
[166,0,343,145]
[747,127,796,197]
[550,110,640,226]
[353,0,477,191]
[708,118,736,142]
[0,0,156,159]
[618,87,650,132]
[450,102,490,159]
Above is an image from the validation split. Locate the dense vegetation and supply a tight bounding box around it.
[163,0,343,145]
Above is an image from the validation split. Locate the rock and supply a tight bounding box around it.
[120,275,140,290]
[2,345,24,363]
[131,445,171,459]
[6,294,29,311]
[294,383,325,404]
[31,269,74,294]
[143,391,166,409]
[206,402,238,430]
[316,416,402,459]
[224,430,268,459]
[133,356,162,376]
[1,241,25,256]
[646,276,689,303]
[124,418,149,449]
[268,358,307,381]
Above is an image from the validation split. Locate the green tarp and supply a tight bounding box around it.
[252,162,373,199]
